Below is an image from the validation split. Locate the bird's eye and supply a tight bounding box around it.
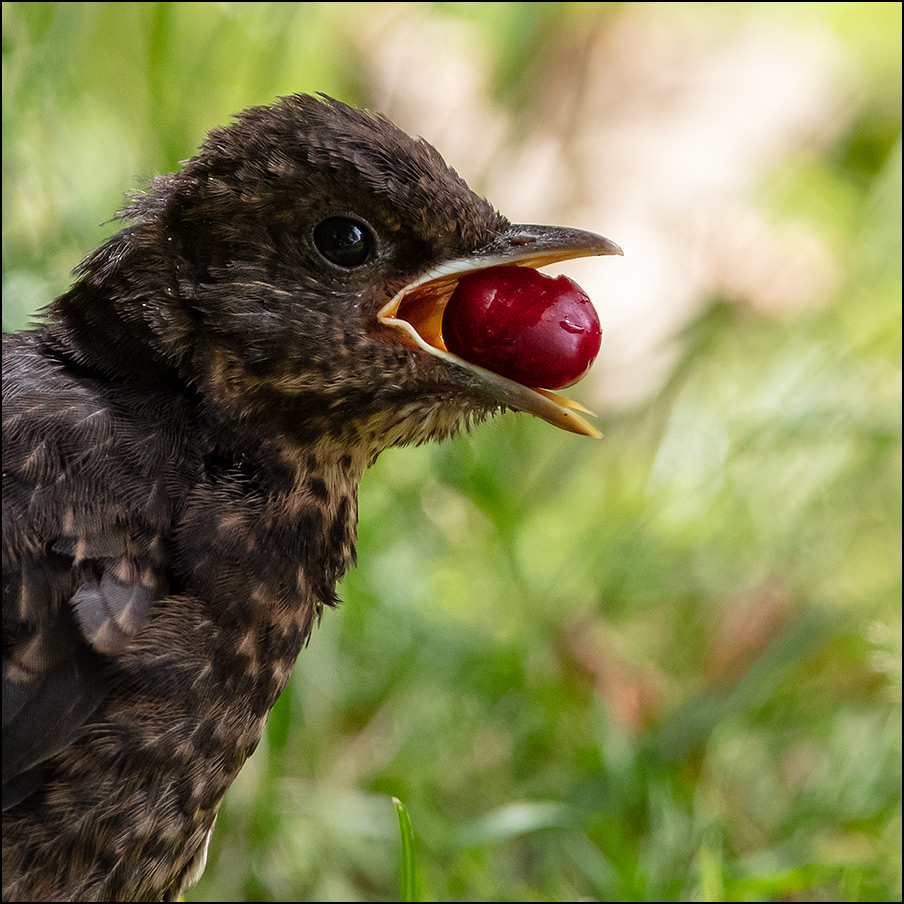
[313,217,374,268]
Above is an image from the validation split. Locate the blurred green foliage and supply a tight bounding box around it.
[3,2,901,901]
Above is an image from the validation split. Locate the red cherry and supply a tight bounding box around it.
[442,265,602,390]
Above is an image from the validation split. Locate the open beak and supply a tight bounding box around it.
[377,224,623,437]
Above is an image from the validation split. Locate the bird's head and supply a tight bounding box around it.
[52,95,621,458]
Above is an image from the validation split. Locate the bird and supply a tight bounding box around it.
[2,94,621,901]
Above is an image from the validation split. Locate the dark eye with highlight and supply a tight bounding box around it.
[313,217,374,268]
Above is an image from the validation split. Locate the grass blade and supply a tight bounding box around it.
[392,796,417,902]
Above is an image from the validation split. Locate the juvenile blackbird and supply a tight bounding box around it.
[2,94,621,901]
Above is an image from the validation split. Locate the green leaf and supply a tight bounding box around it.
[392,796,418,902]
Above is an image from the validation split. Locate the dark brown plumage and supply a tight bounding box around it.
[2,94,620,901]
